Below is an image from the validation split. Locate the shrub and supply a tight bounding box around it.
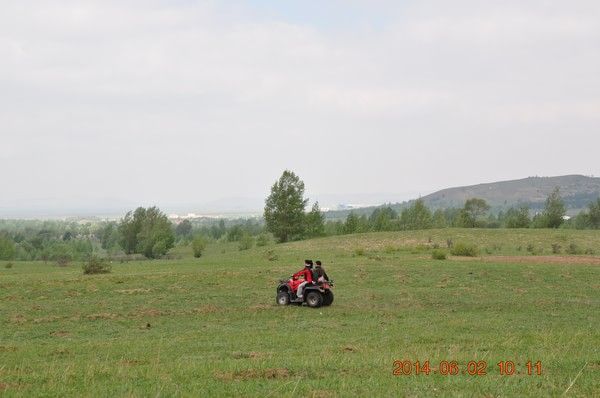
[238,233,254,251]
[354,247,365,256]
[192,236,207,258]
[5,262,13,269]
[256,233,270,247]
[450,242,479,257]
[384,245,396,254]
[551,243,561,254]
[585,248,595,255]
[566,243,582,255]
[83,256,111,275]
[265,249,278,261]
[431,249,447,260]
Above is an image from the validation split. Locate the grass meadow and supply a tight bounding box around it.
[1,229,599,397]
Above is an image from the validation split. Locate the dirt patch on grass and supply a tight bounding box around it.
[190,304,220,314]
[86,313,118,320]
[0,346,17,352]
[8,314,26,324]
[482,255,600,265]
[33,315,63,324]
[50,330,71,337]
[231,351,265,359]
[214,368,290,381]
[248,304,272,312]
[116,288,151,294]
[137,308,166,317]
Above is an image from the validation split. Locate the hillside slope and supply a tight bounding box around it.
[325,175,600,219]
[421,175,600,212]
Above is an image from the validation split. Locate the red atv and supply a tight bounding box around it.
[276,276,334,308]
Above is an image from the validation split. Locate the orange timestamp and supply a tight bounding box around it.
[393,360,542,376]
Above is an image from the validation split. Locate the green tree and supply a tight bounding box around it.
[264,170,308,242]
[400,199,432,230]
[460,198,490,228]
[504,206,531,228]
[344,212,359,234]
[192,235,207,258]
[118,207,146,254]
[541,187,566,228]
[99,222,120,250]
[118,207,174,258]
[0,235,16,260]
[305,202,325,238]
[587,198,600,229]
[238,233,254,251]
[369,206,398,231]
[175,219,193,238]
[136,207,175,258]
[432,209,447,228]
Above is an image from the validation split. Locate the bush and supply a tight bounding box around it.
[265,249,278,261]
[83,256,111,275]
[431,249,447,260]
[551,243,562,254]
[238,233,254,251]
[450,242,479,257]
[566,243,582,255]
[354,247,365,256]
[256,233,270,247]
[192,236,207,258]
[5,262,13,269]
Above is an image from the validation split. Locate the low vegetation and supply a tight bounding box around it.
[0,229,598,396]
[82,256,111,275]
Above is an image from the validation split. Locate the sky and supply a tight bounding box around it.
[1,0,599,217]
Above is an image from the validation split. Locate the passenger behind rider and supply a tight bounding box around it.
[293,259,314,299]
[315,260,329,283]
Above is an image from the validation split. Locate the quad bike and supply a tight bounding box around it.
[276,276,334,308]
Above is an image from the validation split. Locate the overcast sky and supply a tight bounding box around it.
[1,1,599,216]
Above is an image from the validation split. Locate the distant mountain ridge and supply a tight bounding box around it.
[325,175,600,219]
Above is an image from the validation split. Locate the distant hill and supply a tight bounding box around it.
[325,175,600,219]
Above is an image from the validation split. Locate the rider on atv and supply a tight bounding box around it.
[293,260,314,300]
[315,260,329,282]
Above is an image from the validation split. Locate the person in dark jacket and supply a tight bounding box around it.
[293,260,313,299]
[315,260,329,282]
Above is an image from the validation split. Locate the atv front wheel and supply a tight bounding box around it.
[276,291,290,306]
[305,291,323,308]
[322,291,334,306]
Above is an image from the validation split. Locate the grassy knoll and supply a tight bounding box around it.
[1,229,599,397]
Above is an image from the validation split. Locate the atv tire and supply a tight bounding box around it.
[322,291,334,306]
[305,291,323,308]
[276,291,290,306]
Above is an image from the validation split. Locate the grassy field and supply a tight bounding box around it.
[1,229,599,397]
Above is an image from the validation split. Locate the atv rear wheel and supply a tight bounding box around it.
[305,291,323,308]
[322,291,334,306]
[276,291,290,306]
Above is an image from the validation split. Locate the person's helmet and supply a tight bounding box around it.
[305,259,313,268]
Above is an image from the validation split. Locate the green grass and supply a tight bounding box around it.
[1,229,599,397]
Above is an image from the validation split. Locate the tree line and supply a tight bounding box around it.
[263,171,600,242]
[2,171,600,261]
[0,208,266,262]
